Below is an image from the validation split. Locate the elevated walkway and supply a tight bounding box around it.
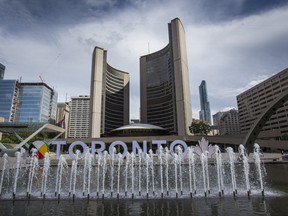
[0,122,65,155]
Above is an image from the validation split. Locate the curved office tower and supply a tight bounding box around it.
[140,18,192,135]
[89,47,129,138]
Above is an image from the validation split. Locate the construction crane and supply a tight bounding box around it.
[39,75,44,83]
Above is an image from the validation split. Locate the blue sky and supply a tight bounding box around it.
[1,0,288,120]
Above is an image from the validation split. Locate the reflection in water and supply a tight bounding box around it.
[0,196,282,216]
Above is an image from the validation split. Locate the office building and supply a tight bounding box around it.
[0,80,18,122]
[213,109,240,135]
[0,81,57,124]
[199,80,211,124]
[56,102,70,138]
[16,82,58,123]
[89,47,130,138]
[237,68,288,137]
[212,111,223,128]
[140,18,192,136]
[0,63,5,80]
[68,96,90,138]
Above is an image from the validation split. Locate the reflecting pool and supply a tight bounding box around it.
[0,163,287,216]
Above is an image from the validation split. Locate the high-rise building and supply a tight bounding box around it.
[212,111,223,127]
[213,109,240,135]
[0,80,57,123]
[89,47,130,138]
[16,82,58,123]
[140,18,192,136]
[0,63,5,80]
[56,102,70,138]
[0,80,18,122]
[199,80,211,124]
[237,68,288,137]
[68,95,90,138]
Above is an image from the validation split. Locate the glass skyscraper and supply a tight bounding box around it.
[16,83,57,123]
[199,80,211,124]
[0,80,18,122]
[0,81,57,123]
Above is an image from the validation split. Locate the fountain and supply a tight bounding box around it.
[55,154,67,200]
[145,153,150,198]
[226,147,237,196]
[70,150,80,200]
[214,145,224,197]
[253,144,265,196]
[164,147,170,196]
[239,144,251,196]
[116,153,122,199]
[110,147,116,197]
[0,153,8,196]
[138,149,142,196]
[85,149,93,199]
[188,147,196,196]
[40,152,50,198]
[101,151,108,199]
[173,151,179,198]
[124,152,130,197]
[12,150,23,199]
[158,146,164,197]
[26,148,39,199]
[96,152,101,196]
[149,149,155,196]
[0,138,268,200]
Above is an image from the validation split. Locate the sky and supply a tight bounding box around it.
[1,0,288,121]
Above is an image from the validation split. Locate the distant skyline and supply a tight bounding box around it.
[1,0,288,120]
[199,80,211,124]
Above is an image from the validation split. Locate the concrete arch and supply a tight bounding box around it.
[243,90,288,154]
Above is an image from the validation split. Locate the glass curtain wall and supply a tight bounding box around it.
[0,80,18,122]
[16,84,57,123]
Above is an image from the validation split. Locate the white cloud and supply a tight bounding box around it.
[187,6,288,117]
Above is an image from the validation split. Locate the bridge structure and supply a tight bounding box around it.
[0,122,65,155]
[243,90,288,154]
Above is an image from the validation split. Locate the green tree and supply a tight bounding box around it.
[189,119,211,135]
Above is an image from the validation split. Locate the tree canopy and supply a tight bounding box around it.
[189,119,211,135]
